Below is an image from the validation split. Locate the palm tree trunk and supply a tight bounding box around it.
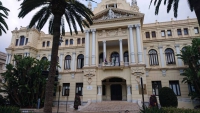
[193,1,200,26]
[43,13,61,113]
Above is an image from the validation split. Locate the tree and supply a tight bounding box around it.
[0,1,10,36]
[18,0,93,112]
[177,38,200,100]
[150,0,200,26]
[0,56,50,107]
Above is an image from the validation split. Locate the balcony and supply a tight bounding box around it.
[99,62,129,70]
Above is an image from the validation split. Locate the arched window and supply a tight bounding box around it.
[41,57,48,61]
[77,54,84,69]
[99,53,103,64]
[77,38,80,44]
[65,55,71,69]
[124,51,129,62]
[42,41,45,47]
[165,48,176,64]
[148,49,159,66]
[111,52,119,66]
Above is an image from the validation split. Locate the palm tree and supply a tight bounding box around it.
[18,0,93,112]
[0,1,10,36]
[150,0,200,26]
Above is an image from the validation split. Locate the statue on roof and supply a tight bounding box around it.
[88,1,92,10]
[131,0,139,12]
[132,0,137,6]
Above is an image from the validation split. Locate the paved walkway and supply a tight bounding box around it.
[34,101,140,113]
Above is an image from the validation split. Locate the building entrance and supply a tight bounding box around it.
[111,84,122,100]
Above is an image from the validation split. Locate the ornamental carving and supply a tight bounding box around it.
[131,67,145,76]
[97,28,127,37]
[84,69,96,85]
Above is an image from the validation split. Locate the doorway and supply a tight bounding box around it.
[111,84,122,100]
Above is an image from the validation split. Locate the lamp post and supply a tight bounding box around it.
[57,85,61,113]
[140,77,145,108]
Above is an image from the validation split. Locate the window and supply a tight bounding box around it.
[41,57,48,61]
[194,27,199,34]
[82,38,85,44]
[47,41,50,47]
[25,38,28,45]
[77,54,84,69]
[124,51,129,63]
[64,55,71,69]
[184,28,189,35]
[15,39,19,46]
[161,30,165,37]
[70,39,73,45]
[148,49,159,66]
[145,32,150,38]
[177,29,182,35]
[62,83,70,96]
[167,30,172,36]
[165,48,176,64]
[152,81,162,96]
[76,83,83,96]
[152,31,156,38]
[111,52,120,66]
[19,36,25,45]
[188,83,195,93]
[99,53,103,64]
[169,81,181,96]
[42,41,45,47]
[65,39,68,45]
[77,38,80,44]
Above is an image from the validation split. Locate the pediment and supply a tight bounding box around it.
[93,7,144,23]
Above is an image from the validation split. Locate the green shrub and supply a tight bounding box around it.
[159,87,178,107]
[0,106,21,113]
[140,107,200,113]
[0,95,6,106]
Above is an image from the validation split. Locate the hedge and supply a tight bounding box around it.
[140,107,200,113]
[0,106,21,113]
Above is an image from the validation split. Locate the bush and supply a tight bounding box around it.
[140,107,200,113]
[0,95,6,106]
[159,87,178,107]
[0,106,21,113]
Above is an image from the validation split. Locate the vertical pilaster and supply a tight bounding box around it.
[97,85,102,95]
[128,25,135,64]
[143,47,149,67]
[8,54,12,64]
[71,52,76,71]
[135,24,143,63]
[84,30,90,66]
[48,54,51,61]
[175,44,182,67]
[59,54,63,72]
[119,39,123,64]
[91,29,96,66]
[103,41,106,62]
[158,46,165,67]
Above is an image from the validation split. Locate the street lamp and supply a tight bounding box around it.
[59,36,64,45]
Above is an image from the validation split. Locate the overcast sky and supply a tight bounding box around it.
[0,0,196,53]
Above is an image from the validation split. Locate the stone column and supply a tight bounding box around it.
[119,39,123,64]
[97,85,102,95]
[143,47,149,67]
[91,29,96,66]
[48,54,51,61]
[5,54,9,64]
[127,85,132,102]
[8,54,12,64]
[175,44,183,67]
[135,24,143,63]
[84,30,90,66]
[71,52,76,71]
[128,25,135,64]
[158,46,165,67]
[59,54,64,72]
[103,41,106,62]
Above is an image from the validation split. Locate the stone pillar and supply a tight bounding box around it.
[158,46,165,67]
[127,85,132,102]
[135,24,143,63]
[71,52,76,71]
[119,39,123,65]
[59,54,63,72]
[5,54,9,64]
[103,41,106,62]
[8,54,12,64]
[175,44,182,67]
[128,25,136,64]
[91,29,96,66]
[143,47,149,67]
[97,85,102,95]
[84,30,90,66]
[48,54,51,61]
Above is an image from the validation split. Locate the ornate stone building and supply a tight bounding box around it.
[5,0,200,108]
[0,51,6,97]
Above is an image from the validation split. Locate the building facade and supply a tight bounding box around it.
[5,0,200,108]
[0,51,6,97]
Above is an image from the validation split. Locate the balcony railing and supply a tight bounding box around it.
[98,62,129,68]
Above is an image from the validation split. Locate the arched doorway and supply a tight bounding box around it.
[102,77,126,101]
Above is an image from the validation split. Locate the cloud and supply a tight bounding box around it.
[0,0,196,53]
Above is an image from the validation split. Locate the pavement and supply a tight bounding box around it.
[34,101,140,113]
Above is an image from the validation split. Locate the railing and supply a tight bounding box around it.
[99,62,129,67]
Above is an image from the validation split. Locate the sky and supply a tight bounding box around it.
[0,0,196,53]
